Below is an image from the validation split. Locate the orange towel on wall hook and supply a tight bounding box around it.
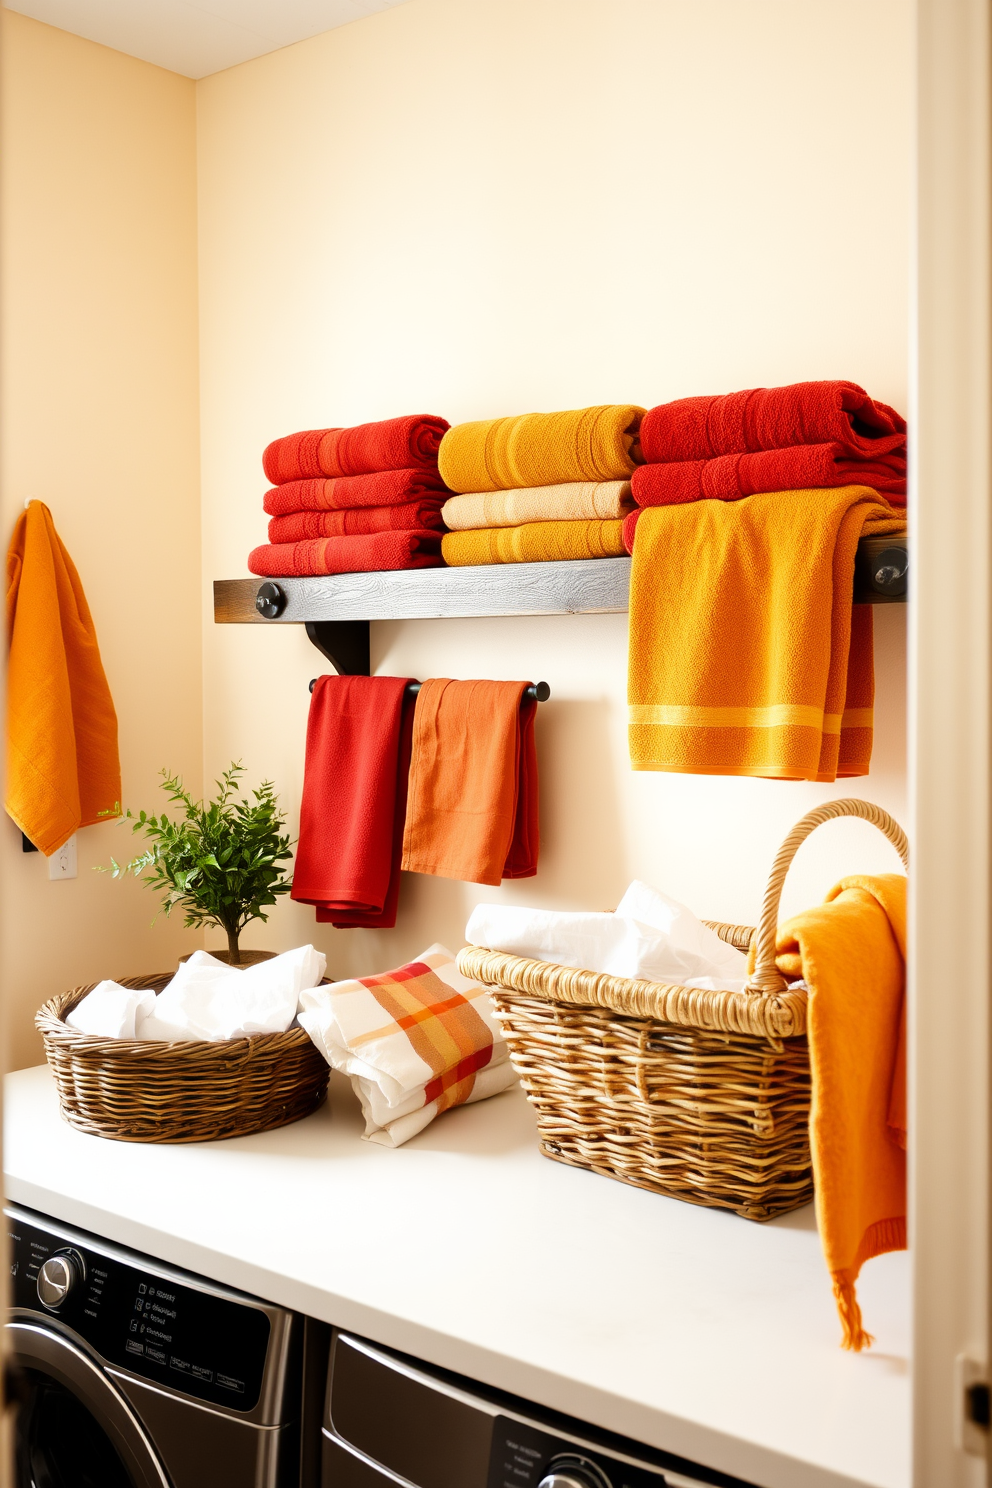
[5,501,121,854]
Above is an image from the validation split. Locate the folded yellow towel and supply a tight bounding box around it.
[627,486,905,781]
[442,520,626,567]
[441,480,633,532]
[438,406,645,493]
[751,873,907,1350]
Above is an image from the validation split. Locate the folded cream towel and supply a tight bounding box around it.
[65,981,157,1039]
[298,943,516,1146]
[137,946,326,1042]
[464,881,748,990]
[441,480,633,532]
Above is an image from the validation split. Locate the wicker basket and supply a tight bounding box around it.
[37,973,330,1144]
[458,798,909,1221]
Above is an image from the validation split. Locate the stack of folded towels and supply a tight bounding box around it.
[622,379,906,551]
[248,414,452,577]
[623,379,908,783]
[299,943,516,1147]
[438,404,644,566]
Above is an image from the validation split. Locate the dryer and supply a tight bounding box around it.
[6,1203,326,1488]
[321,1330,761,1488]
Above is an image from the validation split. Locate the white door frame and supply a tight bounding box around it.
[912,0,991,1482]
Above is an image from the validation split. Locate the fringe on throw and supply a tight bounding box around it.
[831,1215,907,1351]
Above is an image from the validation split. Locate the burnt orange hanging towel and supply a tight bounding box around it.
[401,679,539,886]
[627,486,906,781]
[751,873,907,1350]
[6,502,121,853]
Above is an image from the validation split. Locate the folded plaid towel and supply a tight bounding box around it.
[298,944,516,1146]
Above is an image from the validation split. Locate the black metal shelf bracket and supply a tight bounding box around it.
[304,620,371,676]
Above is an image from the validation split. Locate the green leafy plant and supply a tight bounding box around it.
[103,763,293,964]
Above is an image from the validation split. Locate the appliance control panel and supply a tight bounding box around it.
[489,1417,668,1488]
[8,1209,271,1411]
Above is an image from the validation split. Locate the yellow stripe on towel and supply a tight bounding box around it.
[438,406,645,493]
[442,519,626,567]
[628,702,831,731]
[627,705,872,735]
[442,480,632,531]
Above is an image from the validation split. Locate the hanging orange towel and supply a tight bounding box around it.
[627,486,906,781]
[6,502,120,853]
[400,679,539,886]
[751,873,907,1350]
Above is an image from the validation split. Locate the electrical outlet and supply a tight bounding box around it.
[48,835,77,881]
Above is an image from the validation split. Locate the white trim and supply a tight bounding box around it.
[912,0,991,1482]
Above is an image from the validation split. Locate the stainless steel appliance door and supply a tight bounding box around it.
[7,1320,170,1488]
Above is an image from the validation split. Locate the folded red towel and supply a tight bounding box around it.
[622,508,639,554]
[640,382,906,464]
[268,501,447,544]
[248,530,444,577]
[632,445,906,505]
[263,415,449,484]
[292,675,416,929]
[263,469,449,516]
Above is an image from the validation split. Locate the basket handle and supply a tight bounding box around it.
[745,798,909,995]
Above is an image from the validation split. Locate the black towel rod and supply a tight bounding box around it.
[309,677,551,702]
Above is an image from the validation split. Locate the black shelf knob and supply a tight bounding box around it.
[255,582,287,619]
[871,547,908,598]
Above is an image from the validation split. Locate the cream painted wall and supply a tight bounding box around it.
[1,13,204,1070]
[197,0,911,984]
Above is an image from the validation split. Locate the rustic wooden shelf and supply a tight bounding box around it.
[214,532,907,674]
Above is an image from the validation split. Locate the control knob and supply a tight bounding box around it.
[538,1456,612,1488]
[37,1251,83,1309]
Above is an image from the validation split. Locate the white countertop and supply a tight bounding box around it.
[4,1065,909,1488]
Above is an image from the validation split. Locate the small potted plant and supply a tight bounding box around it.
[105,763,293,965]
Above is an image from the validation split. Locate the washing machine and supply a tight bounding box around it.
[6,1203,328,1488]
[321,1329,760,1488]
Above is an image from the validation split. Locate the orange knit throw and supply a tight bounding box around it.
[756,873,907,1350]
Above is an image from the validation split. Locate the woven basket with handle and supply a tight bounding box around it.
[458,798,909,1221]
[36,969,329,1144]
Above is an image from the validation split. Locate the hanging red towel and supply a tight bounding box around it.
[263,469,449,517]
[631,444,906,505]
[401,679,539,886]
[640,382,906,465]
[248,531,444,577]
[268,502,447,544]
[292,675,416,929]
[263,415,450,484]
